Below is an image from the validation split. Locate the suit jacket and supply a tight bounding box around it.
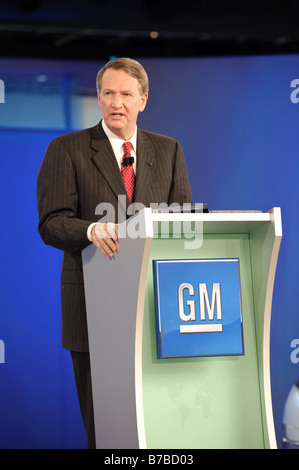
[37,121,192,352]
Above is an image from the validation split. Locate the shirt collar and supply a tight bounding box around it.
[101,119,137,153]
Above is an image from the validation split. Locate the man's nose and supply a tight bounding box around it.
[112,93,123,108]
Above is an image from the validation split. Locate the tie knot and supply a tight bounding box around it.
[123,141,132,156]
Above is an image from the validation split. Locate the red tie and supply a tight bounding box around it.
[121,142,135,203]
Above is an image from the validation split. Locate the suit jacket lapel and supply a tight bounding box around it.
[89,124,156,209]
[90,123,129,209]
[134,129,155,203]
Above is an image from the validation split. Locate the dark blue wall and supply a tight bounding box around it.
[0,54,298,448]
[139,56,299,449]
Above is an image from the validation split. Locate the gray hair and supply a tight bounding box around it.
[96,57,149,96]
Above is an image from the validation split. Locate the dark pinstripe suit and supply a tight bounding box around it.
[37,121,192,447]
[37,121,192,353]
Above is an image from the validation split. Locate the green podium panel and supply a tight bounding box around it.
[141,209,281,449]
[143,235,262,448]
[82,207,282,449]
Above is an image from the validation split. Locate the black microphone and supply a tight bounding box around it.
[122,156,134,167]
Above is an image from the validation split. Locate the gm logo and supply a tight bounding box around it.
[153,259,244,358]
[178,282,222,333]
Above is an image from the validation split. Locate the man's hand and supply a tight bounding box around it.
[91,223,119,258]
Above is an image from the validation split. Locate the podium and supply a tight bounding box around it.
[82,207,282,449]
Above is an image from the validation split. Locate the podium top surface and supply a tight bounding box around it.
[148,208,282,236]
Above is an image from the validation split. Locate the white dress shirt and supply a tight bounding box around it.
[86,120,137,241]
[101,119,137,172]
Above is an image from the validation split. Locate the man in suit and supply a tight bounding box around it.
[37,57,192,448]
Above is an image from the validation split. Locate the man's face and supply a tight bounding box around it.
[97,68,148,141]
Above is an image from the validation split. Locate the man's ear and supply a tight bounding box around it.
[139,93,148,112]
[97,90,102,109]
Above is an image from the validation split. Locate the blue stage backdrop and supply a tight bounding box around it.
[0,54,298,448]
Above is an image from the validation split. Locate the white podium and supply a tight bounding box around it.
[82,207,282,449]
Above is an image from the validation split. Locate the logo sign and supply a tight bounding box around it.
[153,259,244,358]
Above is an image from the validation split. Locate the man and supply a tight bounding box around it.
[37,57,192,448]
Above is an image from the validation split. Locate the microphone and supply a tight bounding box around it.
[122,156,134,167]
